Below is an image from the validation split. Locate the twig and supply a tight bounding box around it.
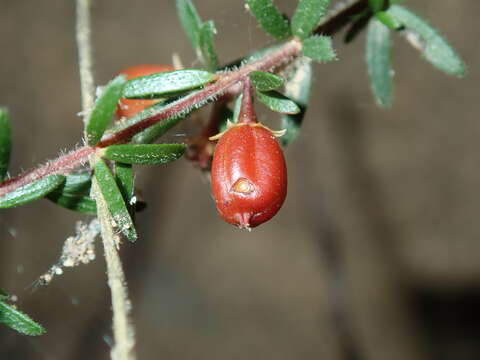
[76,0,95,123]
[92,178,136,360]
[76,0,137,359]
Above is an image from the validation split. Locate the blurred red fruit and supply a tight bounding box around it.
[116,64,174,119]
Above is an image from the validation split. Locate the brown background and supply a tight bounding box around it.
[1,1,480,359]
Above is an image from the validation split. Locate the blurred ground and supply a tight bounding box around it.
[0,1,479,359]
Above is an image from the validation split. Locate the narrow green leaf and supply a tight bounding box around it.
[102,144,186,165]
[375,11,402,30]
[46,173,96,214]
[366,19,393,107]
[176,0,203,49]
[0,175,65,209]
[94,158,137,242]
[245,0,291,40]
[281,59,313,146]
[123,70,215,99]
[114,163,147,212]
[85,75,126,145]
[291,0,330,39]
[0,300,45,336]
[387,5,465,76]
[115,163,134,205]
[257,90,300,114]
[302,35,336,62]
[0,107,11,181]
[249,71,284,91]
[198,21,219,72]
[368,0,384,13]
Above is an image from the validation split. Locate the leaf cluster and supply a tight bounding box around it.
[361,2,465,107]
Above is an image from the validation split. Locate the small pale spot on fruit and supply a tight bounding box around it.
[230,178,255,194]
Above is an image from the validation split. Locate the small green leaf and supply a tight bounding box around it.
[123,70,216,99]
[0,175,65,209]
[387,5,465,76]
[366,19,393,107]
[0,107,11,181]
[281,59,313,146]
[302,35,336,62]
[256,90,300,114]
[375,11,402,30]
[85,75,126,145]
[245,0,291,40]
[198,21,219,72]
[368,0,384,13]
[0,300,45,336]
[176,0,203,49]
[249,71,284,91]
[94,158,137,242]
[291,0,331,39]
[115,163,134,206]
[46,173,96,214]
[102,144,186,165]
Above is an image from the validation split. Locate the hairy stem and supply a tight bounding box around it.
[76,0,137,359]
[0,0,368,198]
[238,77,256,124]
[76,0,95,125]
[92,178,136,360]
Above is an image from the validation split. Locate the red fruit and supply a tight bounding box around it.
[117,64,174,119]
[210,123,287,229]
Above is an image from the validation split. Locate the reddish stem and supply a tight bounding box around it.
[238,77,257,124]
[0,40,301,197]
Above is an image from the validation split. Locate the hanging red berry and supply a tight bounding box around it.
[116,64,174,119]
[210,78,287,229]
[210,123,287,228]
